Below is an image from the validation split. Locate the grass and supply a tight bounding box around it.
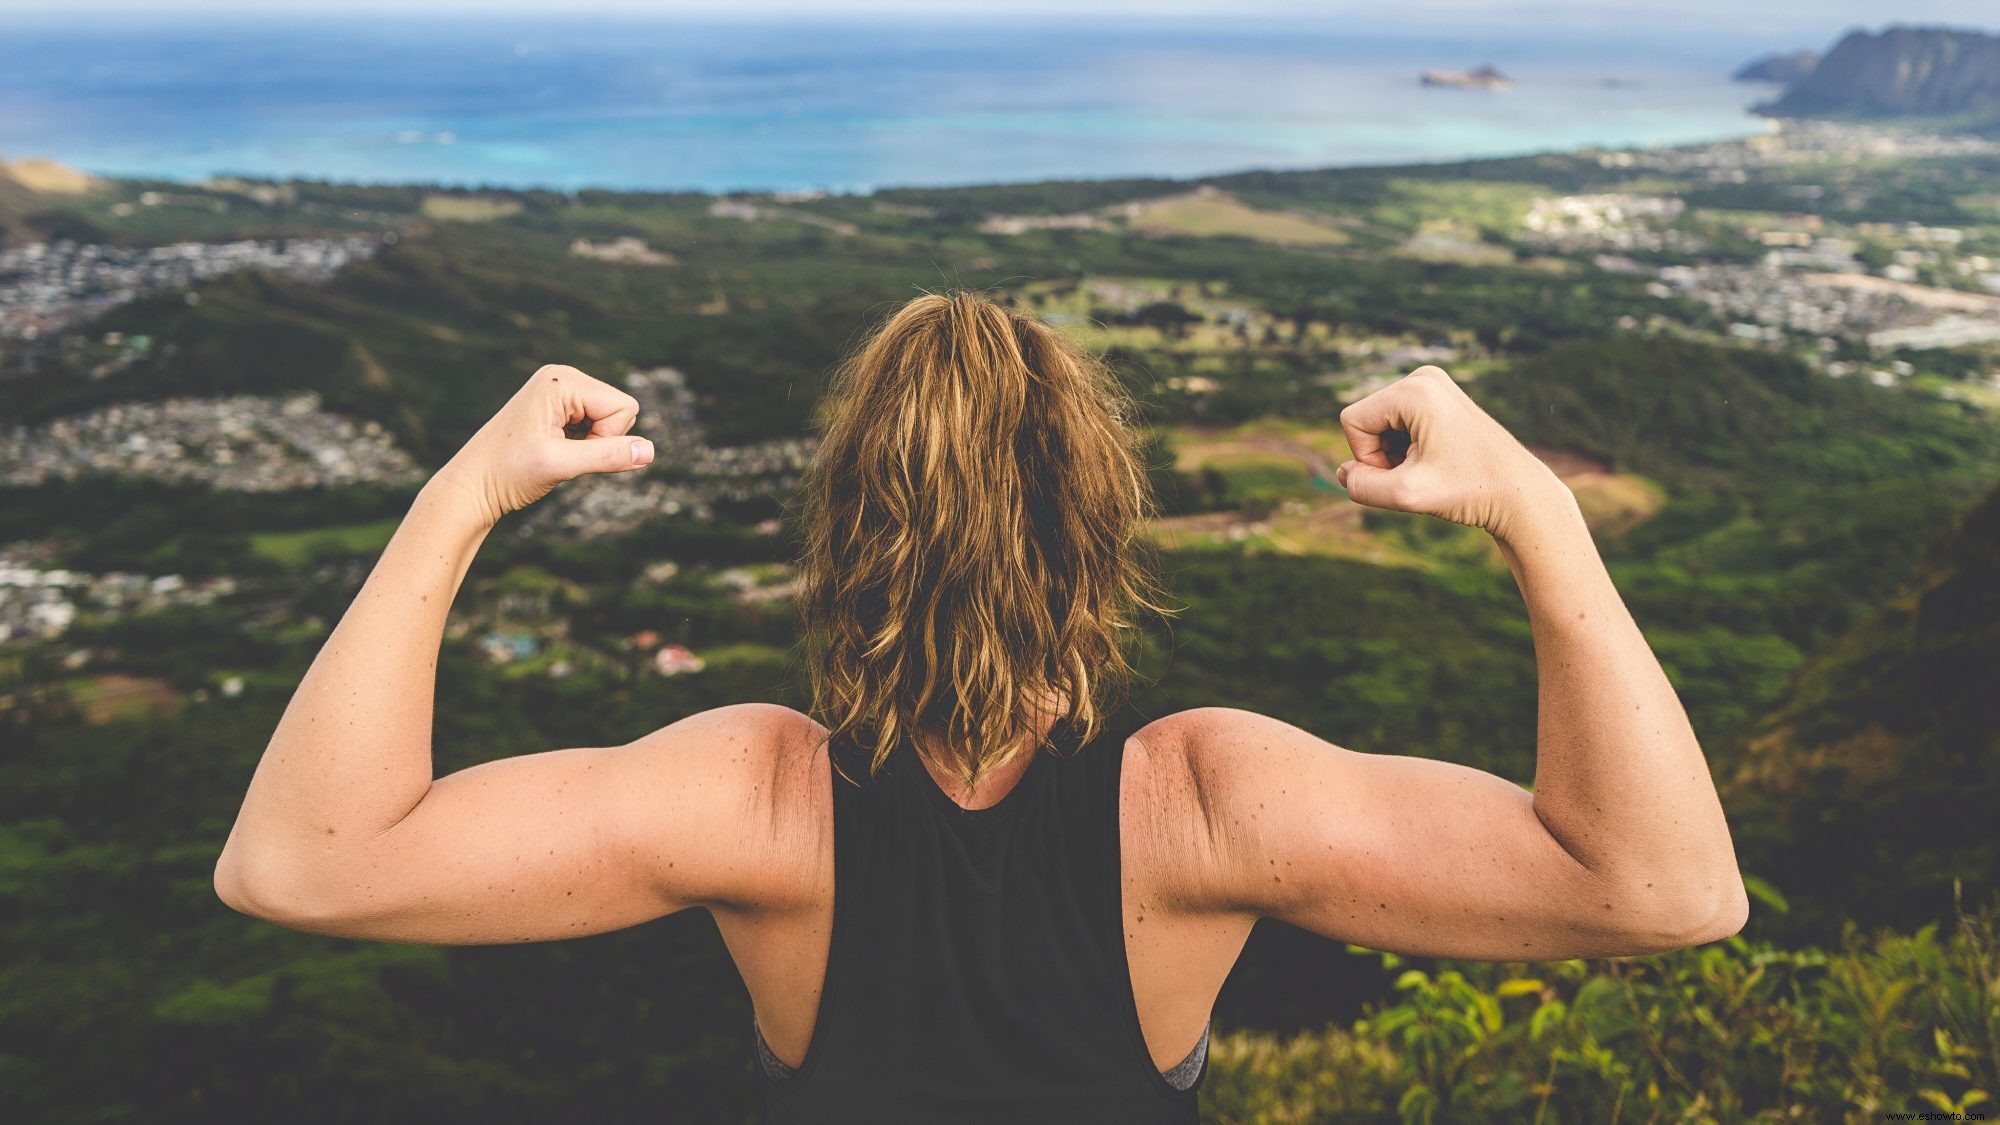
[3,157,97,194]
[493,643,569,681]
[1568,471,1667,536]
[1168,420,1346,506]
[1148,505,1444,570]
[1203,457,1317,504]
[1952,192,2000,220]
[1152,420,1667,566]
[1688,206,1814,231]
[696,642,792,667]
[1398,226,1517,266]
[1168,418,1349,472]
[1370,179,1544,237]
[1120,189,1349,246]
[60,674,180,724]
[247,519,400,566]
[420,195,525,222]
[1152,418,1445,566]
[1923,375,2000,412]
[1015,277,1335,356]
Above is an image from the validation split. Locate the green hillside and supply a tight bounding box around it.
[1725,480,2000,942]
[4,124,2000,1120]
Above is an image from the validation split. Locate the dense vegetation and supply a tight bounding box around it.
[3,130,1998,1121]
[1204,894,2000,1123]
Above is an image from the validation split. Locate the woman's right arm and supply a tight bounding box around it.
[1141,366,1747,960]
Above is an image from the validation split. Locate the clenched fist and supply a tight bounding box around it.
[433,364,653,529]
[1335,366,1577,544]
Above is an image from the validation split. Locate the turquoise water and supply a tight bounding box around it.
[0,14,1795,193]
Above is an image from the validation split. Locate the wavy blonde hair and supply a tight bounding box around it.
[793,290,1176,791]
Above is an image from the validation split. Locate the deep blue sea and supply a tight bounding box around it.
[0,13,1832,193]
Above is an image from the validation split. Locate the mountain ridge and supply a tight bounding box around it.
[1733,50,1820,85]
[1755,25,2000,126]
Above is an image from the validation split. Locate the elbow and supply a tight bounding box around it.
[213,852,280,920]
[1673,877,1750,946]
[213,844,287,921]
[213,844,352,931]
[1610,873,1751,955]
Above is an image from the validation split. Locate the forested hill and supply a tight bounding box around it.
[1724,478,2000,942]
[0,158,74,233]
[1760,25,2000,127]
[0,162,40,225]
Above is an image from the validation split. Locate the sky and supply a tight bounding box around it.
[2,0,1994,29]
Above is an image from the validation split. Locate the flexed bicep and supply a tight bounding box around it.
[218,703,814,945]
[1158,707,1715,962]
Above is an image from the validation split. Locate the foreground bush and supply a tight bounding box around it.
[1201,887,1999,1124]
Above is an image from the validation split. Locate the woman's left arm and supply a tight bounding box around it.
[214,365,813,943]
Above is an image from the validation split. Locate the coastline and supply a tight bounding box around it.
[13,116,1788,203]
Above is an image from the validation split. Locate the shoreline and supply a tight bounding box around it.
[22,117,1794,204]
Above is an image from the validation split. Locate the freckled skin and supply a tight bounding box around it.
[211,366,772,949]
[1129,365,1747,964]
[212,360,1746,1075]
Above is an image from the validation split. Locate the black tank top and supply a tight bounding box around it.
[753,715,1210,1123]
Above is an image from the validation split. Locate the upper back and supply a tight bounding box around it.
[731,707,1222,915]
[726,711,1219,1123]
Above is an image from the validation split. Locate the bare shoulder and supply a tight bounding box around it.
[626,701,826,765]
[1127,707,1354,917]
[622,702,831,914]
[1131,706,1339,793]
[1125,707,1329,917]
[1133,705,1319,754]
[623,702,827,798]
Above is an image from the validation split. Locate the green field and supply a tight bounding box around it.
[1121,188,1351,246]
[247,519,400,566]
[419,195,525,222]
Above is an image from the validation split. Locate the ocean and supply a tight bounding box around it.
[0,12,1819,194]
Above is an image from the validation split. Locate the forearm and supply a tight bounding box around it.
[218,471,492,881]
[1496,484,1743,919]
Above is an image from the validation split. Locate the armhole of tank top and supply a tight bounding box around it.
[779,738,851,1086]
[1104,733,1206,1102]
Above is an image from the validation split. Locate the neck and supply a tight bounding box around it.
[909,711,1064,805]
